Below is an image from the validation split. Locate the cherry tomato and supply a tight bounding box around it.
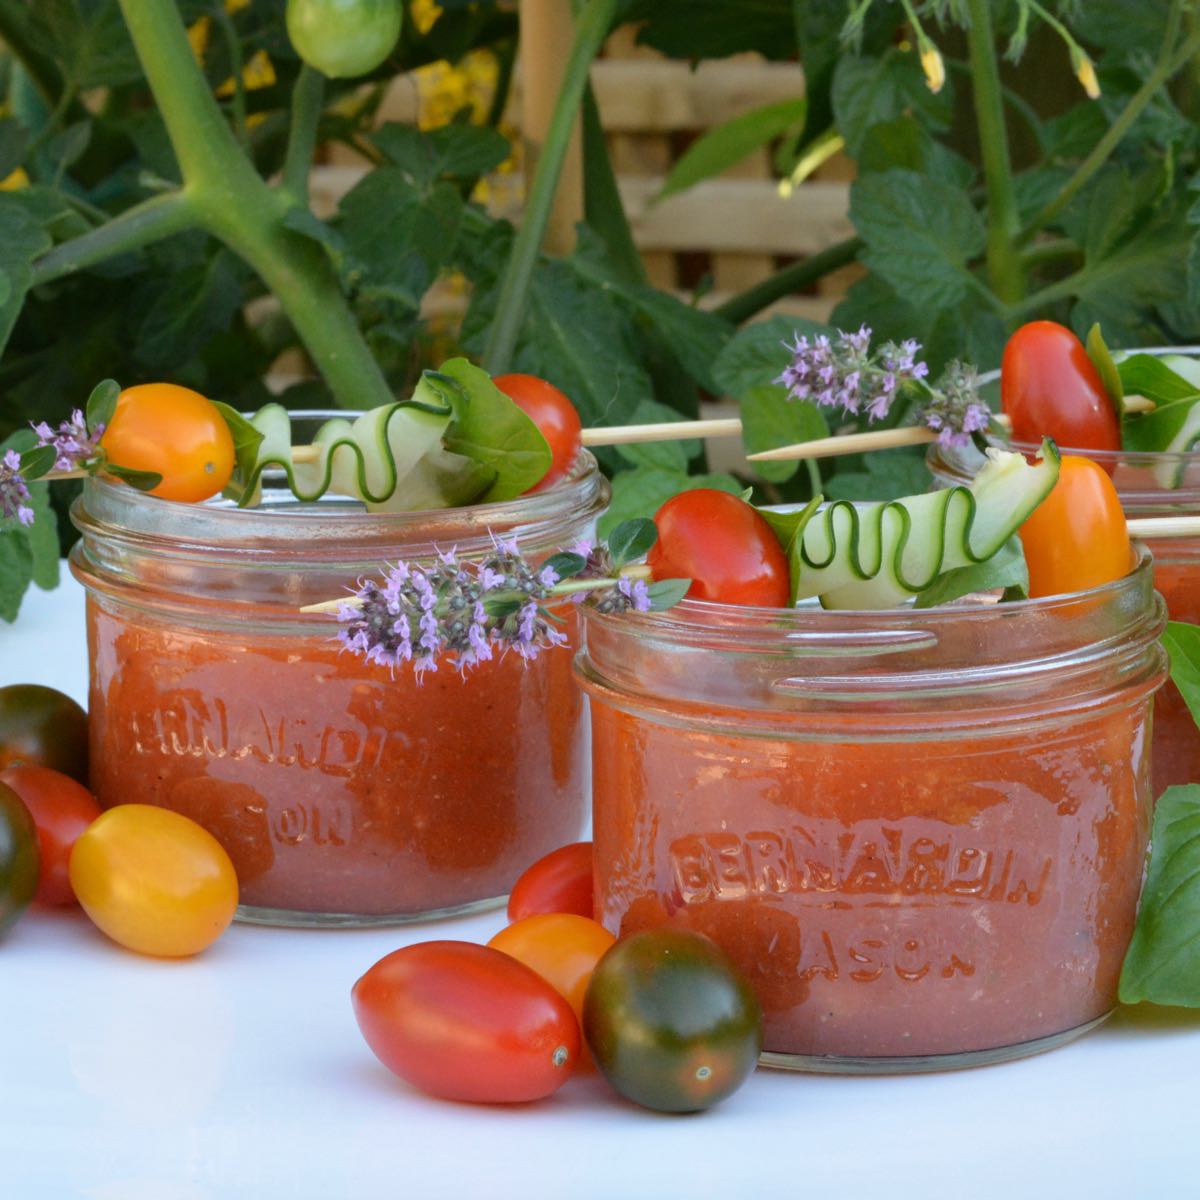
[1001,321,1120,454]
[583,928,762,1113]
[286,0,403,79]
[507,840,594,922]
[1019,455,1132,599]
[69,804,238,957]
[0,765,101,906]
[0,782,38,936]
[493,373,582,489]
[0,683,88,783]
[352,941,581,1104]
[489,914,616,1029]
[647,489,790,607]
[100,383,235,503]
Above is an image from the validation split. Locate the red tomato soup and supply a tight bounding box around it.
[70,450,605,925]
[578,555,1165,1070]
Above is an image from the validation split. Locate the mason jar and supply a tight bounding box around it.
[70,426,607,927]
[577,552,1165,1072]
[929,347,1200,797]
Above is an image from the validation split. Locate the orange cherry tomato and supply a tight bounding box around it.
[0,765,101,906]
[1019,455,1132,599]
[489,913,616,1030]
[68,804,238,957]
[352,941,581,1104]
[101,383,235,503]
[507,840,595,922]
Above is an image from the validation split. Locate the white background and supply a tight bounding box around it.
[2,573,1198,1199]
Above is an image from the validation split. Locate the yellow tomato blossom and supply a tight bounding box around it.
[1072,49,1101,99]
[410,0,443,35]
[0,167,30,192]
[919,40,946,94]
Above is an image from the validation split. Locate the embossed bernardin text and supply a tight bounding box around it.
[669,826,1053,907]
[129,695,409,777]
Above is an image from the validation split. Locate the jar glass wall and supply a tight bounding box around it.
[70,425,607,927]
[578,556,1165,1072]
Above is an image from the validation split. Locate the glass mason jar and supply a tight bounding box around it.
[577,554,1166,1073]
[70,429,607,927]
[929,347,1200,798]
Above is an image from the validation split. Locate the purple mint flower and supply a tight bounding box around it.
[0,449,34,527]
[33,409,104,472]
[919,361,992,449]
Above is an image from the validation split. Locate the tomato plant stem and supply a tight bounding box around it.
[282,65,326,204]
[965,0,1023,309]
[482,0,621,375]
[114,0,395,412]
[1018,3,1197,244]
[714,238,863,325]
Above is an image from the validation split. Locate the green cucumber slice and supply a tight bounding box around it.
[793,440,1060,610]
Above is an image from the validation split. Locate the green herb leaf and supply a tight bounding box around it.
[212,398,266,482]
[435,358,553,501]
[823,448,931,501]
[1162,621,1200,731]
[1085,323,1124,416]
[0,529,34,623]
[606,518,659,566]
[1119,784,1200,1006]
[105,464,163,491]
[599,467,743,538]
[0,199,53,360]
[1120,355,1200,459]
[712,315,830,399]
[913,535,1029,608]
[645,578,691,611]
[19,445,57,481]
[658,98,807,200]
[740,384,829,484]
[542,551,587,581]
[756,496,821,560]
[85,378,121,434]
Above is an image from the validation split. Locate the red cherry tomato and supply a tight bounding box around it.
[0,765,101,906]
[101,383,235,503]
[351,941,581,1104]
[647,489,790,607]
[1001,321,1120,454]
[1019,455,1131,599]
[507,840,594,922]
[493,373,582,489]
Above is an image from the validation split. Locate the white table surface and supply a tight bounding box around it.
[2,573,1199,1199]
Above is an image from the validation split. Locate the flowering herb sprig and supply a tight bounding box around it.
[775,326,994,449]
[331,518,689,677]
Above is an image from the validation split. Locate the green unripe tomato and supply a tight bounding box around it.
[286,0,403,79]
[0,782,39,936]
[583,928,763,1113]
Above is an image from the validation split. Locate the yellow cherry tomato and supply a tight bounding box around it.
[101,383,235,503]
[69,805,238,957]
[1018,454,1132,599]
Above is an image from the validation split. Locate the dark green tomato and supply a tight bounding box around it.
[286,0,402,79]
[0,782,39,935]
[0,685,89,784]
[583,928,763,1113]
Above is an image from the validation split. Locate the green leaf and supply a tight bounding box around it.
[372,122,510,186]
[913,535,1029,608]
[85,378,121,434]
[623,0,800,61]
[831,51,953,158]
[1119,784,1200,1006]
[851,170,987,311]
[0,530,34,623]
[1119,356,1200,456]
[712,315,830,399]
[105,464,163,491]
[19,446,57,481]
[645,578,691,611]
[614,397,698,472]
[740,384,829,484]
[756,495,821,557]
[26,0,142,89]
[824,448,932,502]
[856,116,974,188]
[0,121,28,181]
[435,359,553,501]
[599,467,742,538]
[212,401,266,484]
[607,517,659,566]
[1162,622,1200,732]
[543,551,587,581]
[1085,324,1124,415]
[659,98,807,200]
[25,484,60,592]
[1118,354,1200,408]
[0,198,53,359]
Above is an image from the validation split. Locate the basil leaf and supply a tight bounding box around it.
[212,401,266,484]
[1162,621,1200,730]
[105,464,163,491]
[913,535,1029,608]
[1119,784,1200,1006]
[1085,323,1124,415]
[756,495,821,559]
[645,578,691,611]
[85,378,120,434]
[435,358,553,501]
[606,518,658,566]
